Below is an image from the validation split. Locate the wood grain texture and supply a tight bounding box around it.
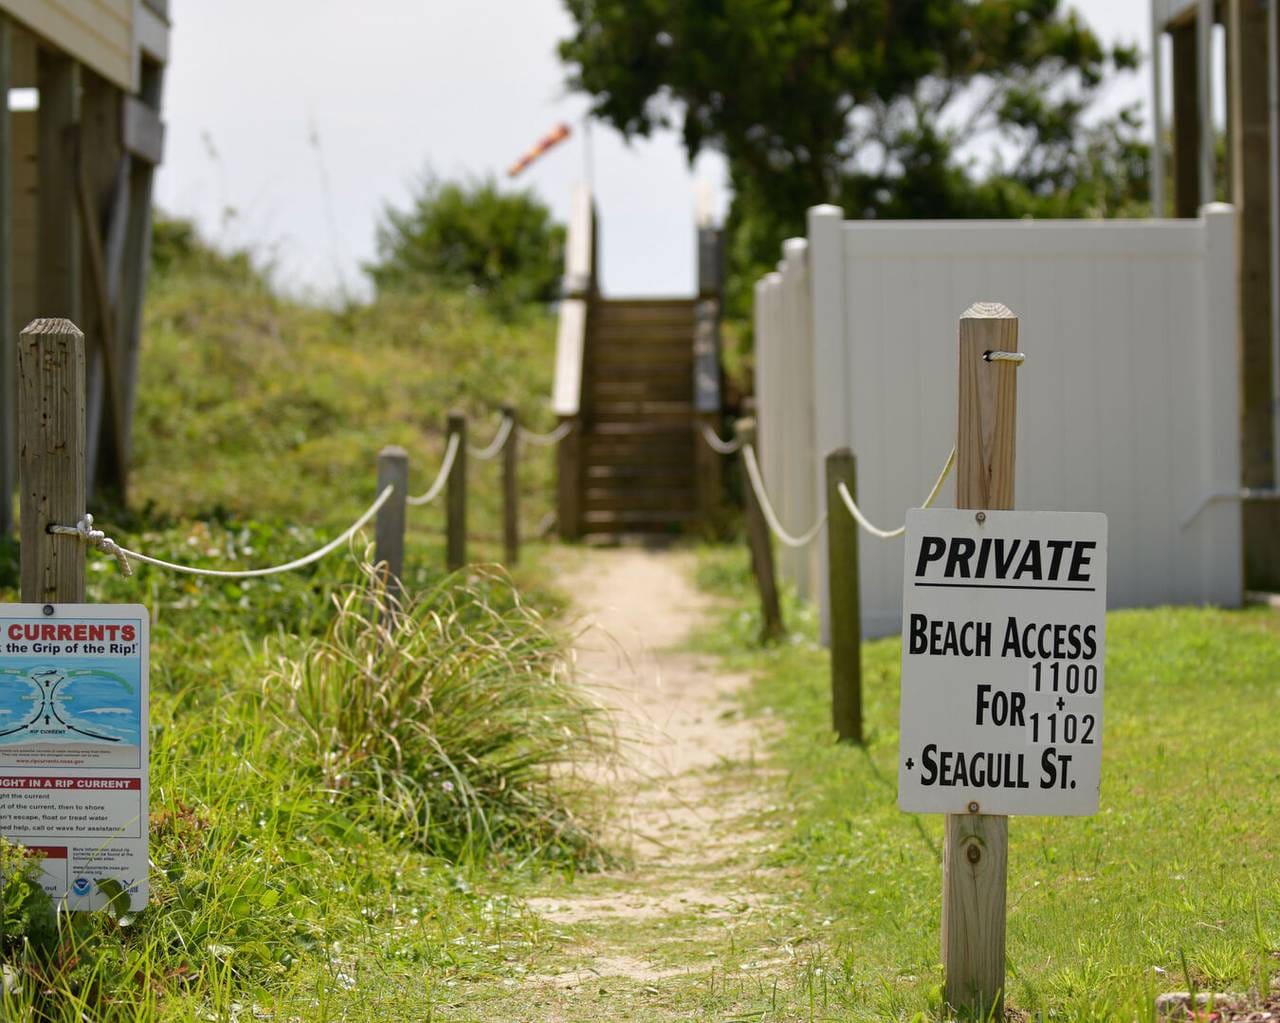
[556,416,581,541]
[446,412,467,572]
[824,448,861,743]
[375,446,408,597]
[501,404,519,565]
[944,303,1018,1018]
[18,318,86,602]
[956,304,1018,511]
[942,812,1010,1018]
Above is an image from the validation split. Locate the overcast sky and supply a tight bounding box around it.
[155,2,1152,301]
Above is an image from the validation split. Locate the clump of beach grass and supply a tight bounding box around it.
[267,565,611,867]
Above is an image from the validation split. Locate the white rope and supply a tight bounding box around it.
[518,421,573,447]
[468,416,514,461]
[835,447,956,540]
[50,487,394,578]
[741,444,828,548]
[984,350,1026,364]
[698,422,743,455]
[47,515,133,576]
[407,433,461,506]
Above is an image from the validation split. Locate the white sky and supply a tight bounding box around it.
[155,1,1151,301]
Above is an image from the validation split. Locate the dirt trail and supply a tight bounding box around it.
[492,547,793,1019]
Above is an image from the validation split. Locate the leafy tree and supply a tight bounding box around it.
[558,0,1146,314]
[367,175,566,312]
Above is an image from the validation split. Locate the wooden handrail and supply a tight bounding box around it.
[552,184,595,419]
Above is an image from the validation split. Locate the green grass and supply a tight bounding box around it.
[689,544,1280,1021]
[0,243,592,1020]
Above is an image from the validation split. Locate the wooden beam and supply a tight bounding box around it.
[77,69,125,499]
[0,14,14,536]
[36,47,81,322]
[1230,0,1280,588]
[103,58,164,498]
[122,95,163,165]
[1171,23,1202,217]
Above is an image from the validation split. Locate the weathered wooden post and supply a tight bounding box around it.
[942,302,1019,1018]
[18,319,86,602]
[446,411,467,572]
[825,447,862,743]
[736,415,783,642]
[501,403,519,565]
[375,445,408,597]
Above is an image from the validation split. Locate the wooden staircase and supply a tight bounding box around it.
[552,186,725,544]
[582,298,699,539]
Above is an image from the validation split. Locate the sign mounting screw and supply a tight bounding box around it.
[42,605,54,616]
[967,800,980,814]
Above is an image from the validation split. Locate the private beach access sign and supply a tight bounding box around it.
[0,604,149,910]
[898,510,1107,816]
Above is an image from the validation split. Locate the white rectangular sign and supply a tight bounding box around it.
[0,604,149,909]
[898,510,1106,816]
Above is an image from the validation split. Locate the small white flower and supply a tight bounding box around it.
[442,780,454,793]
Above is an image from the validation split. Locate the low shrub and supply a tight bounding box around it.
[266,566,610,866]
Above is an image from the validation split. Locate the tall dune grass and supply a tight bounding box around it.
[267,565,611,866]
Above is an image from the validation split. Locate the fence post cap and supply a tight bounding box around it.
[20,318,84,337]
[378,444,409,459]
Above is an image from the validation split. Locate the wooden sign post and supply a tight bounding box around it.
[943,302,1019,1017]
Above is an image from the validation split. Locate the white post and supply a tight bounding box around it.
[806,204,847,647]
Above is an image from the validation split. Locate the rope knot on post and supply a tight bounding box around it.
[48,515,133,577]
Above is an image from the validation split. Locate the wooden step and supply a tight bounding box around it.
[584,489,697,513]
[592,346,693,365]
[590,369,692,389]
[581,509,698,533]
[586,462,695,482]
[592,400,693,417]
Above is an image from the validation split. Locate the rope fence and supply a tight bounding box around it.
[50,487,395,579]
[518,421,573,447]
[407,433,461,506]
[468,415,514,461]
[41,401,576,583]
[698,422,744,455]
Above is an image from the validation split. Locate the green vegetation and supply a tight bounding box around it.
[0,220,596,1021]
[686,544,1280,1020]
[366,174,566,314]
[558,0,1147,318]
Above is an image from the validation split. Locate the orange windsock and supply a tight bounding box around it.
[507,122,572,178]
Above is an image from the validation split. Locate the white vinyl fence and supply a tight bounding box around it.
[754,203,1242,638]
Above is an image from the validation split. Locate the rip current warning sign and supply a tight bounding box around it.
[897,510,1107,817]
[0,604,148,909]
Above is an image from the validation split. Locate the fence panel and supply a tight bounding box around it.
[759,204,1241,638]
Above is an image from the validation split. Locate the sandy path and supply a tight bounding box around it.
[500,547,789,1018]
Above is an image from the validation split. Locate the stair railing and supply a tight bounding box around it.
[552,183,597,539]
